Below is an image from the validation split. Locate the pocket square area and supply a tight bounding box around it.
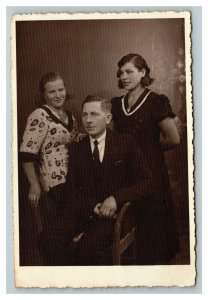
[114,160,123,166]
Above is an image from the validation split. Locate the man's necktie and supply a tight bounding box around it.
[93,140,100,164]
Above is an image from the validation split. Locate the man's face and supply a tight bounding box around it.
[82,101,112,139]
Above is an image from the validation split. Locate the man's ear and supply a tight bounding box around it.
[106,113,112,124]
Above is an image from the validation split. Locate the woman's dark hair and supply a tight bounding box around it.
[117,53,154,89]
[37,71,70,106]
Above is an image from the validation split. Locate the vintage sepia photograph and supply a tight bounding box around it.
[11,11,195,288]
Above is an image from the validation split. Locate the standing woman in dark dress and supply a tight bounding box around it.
[111,53,180,264]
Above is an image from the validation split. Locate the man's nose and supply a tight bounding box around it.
[86,115,92,123]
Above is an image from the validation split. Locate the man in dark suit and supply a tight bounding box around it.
[38,95,154,266]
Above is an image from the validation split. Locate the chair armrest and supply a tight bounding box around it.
[114,202,131,244]
[116,202,131,224]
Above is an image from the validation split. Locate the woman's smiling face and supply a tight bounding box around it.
[119,62,145,91]
[43,79,66,109]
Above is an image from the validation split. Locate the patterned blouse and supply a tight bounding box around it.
[20,105,78,192]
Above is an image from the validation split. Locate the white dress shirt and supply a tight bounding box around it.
[90,130,106,163]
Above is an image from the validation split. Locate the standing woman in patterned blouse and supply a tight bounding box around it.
[111,54,180,264]
[20,72,79,210]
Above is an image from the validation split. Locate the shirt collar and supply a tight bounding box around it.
[89,130,107,144]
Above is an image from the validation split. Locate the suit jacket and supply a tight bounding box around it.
[65,129,155,220]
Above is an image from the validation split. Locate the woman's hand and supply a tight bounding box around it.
[28,182,41,207]
[75,133,86,142]
[173,116,183,136]
[22,162,42,207]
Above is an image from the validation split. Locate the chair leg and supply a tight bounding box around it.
[131,239,138,264]
[112,244,121,265]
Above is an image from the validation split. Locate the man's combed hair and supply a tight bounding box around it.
[82,95,112,113]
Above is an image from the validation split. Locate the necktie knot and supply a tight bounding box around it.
[94,140,99,147]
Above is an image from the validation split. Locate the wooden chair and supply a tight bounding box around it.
[112,202,137,265]
[72,202,137,265]
[34,200,137,265]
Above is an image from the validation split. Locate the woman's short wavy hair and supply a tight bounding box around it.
[37,71,71,106]
[117,53,154,89]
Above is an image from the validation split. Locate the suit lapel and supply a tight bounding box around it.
[102,129,114,166]
[81,130,116,168]
[81,135,94,165]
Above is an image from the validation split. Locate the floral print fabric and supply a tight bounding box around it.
[20,105,78,192]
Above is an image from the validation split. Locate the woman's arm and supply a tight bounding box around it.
[20,108,49,206]
[22,162,41,207]
[159,117,180,151]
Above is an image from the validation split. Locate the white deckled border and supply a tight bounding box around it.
[11,11,195,288]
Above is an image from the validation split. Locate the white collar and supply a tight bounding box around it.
[89,130,107,144]
[121,90,152,116]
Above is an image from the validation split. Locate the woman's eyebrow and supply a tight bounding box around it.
[121,68,133,71]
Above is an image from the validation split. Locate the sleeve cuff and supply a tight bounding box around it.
[158,111,176,122]
[19,152,38,163]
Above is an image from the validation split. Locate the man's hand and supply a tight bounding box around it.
[94,203,102,215]
[99,196,117,218]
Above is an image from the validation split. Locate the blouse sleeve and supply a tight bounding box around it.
[19,108,49,162]
[152,94,175,122]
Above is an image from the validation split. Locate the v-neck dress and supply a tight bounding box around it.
[111,89,179,263]
[112,89,175,188]
[20,105,78,192]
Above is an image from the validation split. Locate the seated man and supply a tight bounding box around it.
[38,95,154,266]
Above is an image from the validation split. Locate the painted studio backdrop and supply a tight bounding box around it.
[16,18,189,265]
